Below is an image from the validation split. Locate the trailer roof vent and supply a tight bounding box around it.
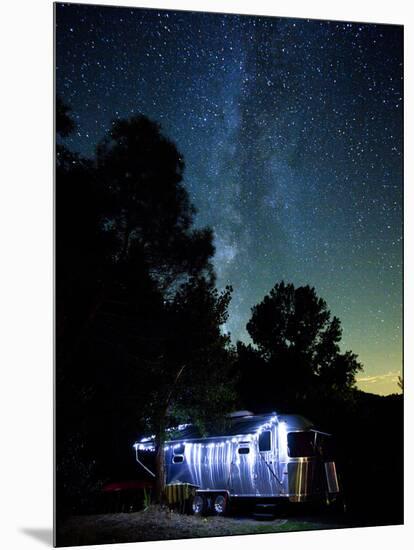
[228,410,254,418]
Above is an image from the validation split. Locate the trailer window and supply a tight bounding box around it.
[287,432,316,457]
[172,444,185,463]
[238,447,250,455]
[259,430,272,452]
[173,444,185,455]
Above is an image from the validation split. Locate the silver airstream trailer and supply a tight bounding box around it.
[133,411,340,515]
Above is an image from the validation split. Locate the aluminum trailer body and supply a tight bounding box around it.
[134,412,340,512]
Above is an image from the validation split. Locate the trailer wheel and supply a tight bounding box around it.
[192,495,206,516]
[213,494,227,516]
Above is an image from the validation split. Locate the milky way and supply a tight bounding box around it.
[56,3,403,395]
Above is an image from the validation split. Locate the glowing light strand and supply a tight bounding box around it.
[133,413,284,451]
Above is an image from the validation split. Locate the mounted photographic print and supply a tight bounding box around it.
[55,2,403,546]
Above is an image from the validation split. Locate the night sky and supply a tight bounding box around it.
[56,3,403,395]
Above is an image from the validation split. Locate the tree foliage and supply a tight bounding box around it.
[56,103,235,511]
[96,116,215,290]
[238,281,362,411]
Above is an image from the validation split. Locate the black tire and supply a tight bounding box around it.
[213,494,228,516]
[192,495,206,516]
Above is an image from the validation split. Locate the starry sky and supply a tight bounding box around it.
[55,3,403,395]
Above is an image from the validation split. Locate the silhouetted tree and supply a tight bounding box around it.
[56,107,236,511]
[96,115,214,290]
[91,116,236,502]
[139,278,236,502]
[241,281,362,410]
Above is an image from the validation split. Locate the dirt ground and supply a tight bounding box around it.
[56,506,347,547]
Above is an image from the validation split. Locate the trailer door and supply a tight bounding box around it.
[229,442,255,496]
[255,429,282,496]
